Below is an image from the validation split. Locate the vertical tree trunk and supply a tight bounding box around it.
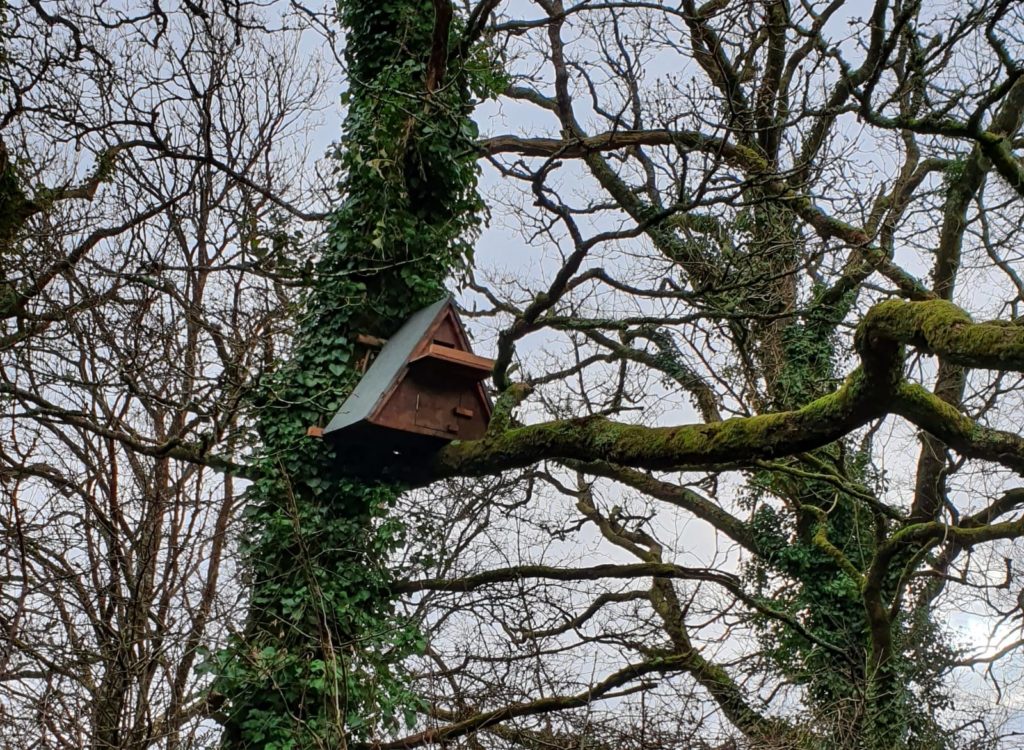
[215,2,486,748]
[863,584,905,750]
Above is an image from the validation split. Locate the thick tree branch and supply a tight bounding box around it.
[421,300,1024,482]
[480,128,759,165]
[426,0,453,92]
[396,561,741,594]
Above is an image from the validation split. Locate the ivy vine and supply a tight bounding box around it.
[743,286,960,745]
[209,3,496,747]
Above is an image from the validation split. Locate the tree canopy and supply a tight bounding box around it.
[2,1,1024,749]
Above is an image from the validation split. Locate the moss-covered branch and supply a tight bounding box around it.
[892,382,1024,473]
[423,300,1024,482]
[858,299,1024,370]
[430,367,888,480]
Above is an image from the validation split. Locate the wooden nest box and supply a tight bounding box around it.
[324,297,493,460]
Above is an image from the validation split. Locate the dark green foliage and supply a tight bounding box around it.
[211,3,489,747]
[0,140,26,316]
[775,291,846,408]
[744,321,960,747]
[745,467,872,716]
[0,148,25,250]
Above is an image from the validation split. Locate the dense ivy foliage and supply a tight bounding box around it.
[0,144,22,314]
[724,201,959,747]
[746,322,959,746]
[210,3,488,747]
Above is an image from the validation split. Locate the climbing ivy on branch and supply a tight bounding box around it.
[211,2,495,747]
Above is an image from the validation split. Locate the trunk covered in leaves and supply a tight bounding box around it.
[213,2,486,746]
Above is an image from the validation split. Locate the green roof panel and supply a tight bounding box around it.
[324,296,451,436]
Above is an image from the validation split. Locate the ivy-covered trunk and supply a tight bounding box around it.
[213,3,485,747]
[739,200,953,749]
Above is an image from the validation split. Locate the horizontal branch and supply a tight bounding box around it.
[421,300,1024,482]
[480,128,759,167]
[373,656,692,749]
[859,299,1024,371]
[430,366,890,480]
[892,383,1024,474]
[0,382,253,477]
[395,561,741,594]
[397,561,846,661]
[478,128,890,252]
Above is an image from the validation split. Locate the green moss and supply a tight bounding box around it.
[858,299,1024,371]
[433,365,894,479]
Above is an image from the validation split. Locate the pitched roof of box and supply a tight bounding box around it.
[324,296,451,435]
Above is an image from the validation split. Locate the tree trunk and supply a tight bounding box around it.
[215,2,486,747]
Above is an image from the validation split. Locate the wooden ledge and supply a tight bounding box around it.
[410,344,494,380]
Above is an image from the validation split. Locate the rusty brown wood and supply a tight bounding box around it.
[356,333,388,348]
